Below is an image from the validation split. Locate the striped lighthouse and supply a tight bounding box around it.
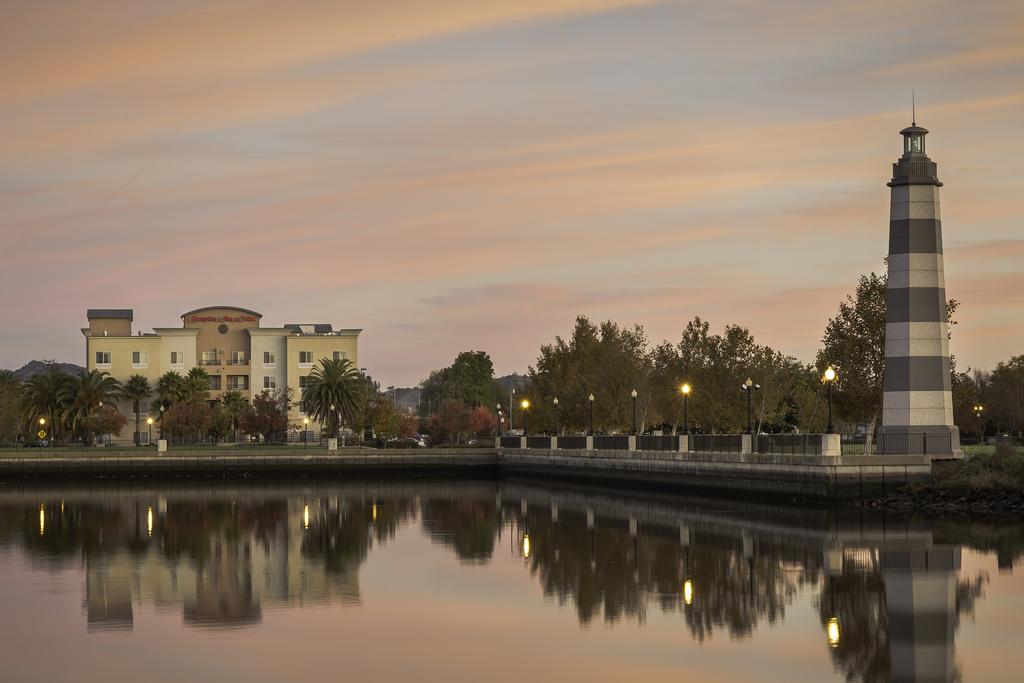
[877,121,961,457]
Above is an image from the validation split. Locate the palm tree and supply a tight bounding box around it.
[62,369,122,445]
[123,374,152,446]
[220,390,246,442]
[154,371,187,439]
[185,367,212,399]
[21,364,74,445]
[301,358,364,438]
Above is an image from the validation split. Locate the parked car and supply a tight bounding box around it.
[385,437,426,448]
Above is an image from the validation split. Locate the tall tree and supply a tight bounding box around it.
[122,374,152,446]
[220,390,247,442]
[240,389,292,443]
[817,271,958,444]
[20,363,74,445]
[0,370,22,445]
[154,371,187,439]
[62,369,123,445]
[301,358,364,438]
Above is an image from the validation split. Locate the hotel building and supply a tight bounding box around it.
[83,306,360,443]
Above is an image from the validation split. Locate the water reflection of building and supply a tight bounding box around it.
[882,548,959,683]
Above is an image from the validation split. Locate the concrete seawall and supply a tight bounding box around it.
[0,446,932,500]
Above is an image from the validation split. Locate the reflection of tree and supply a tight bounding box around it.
[817,568,890,683]
[301,498,414,575]
[817,551,988,683]
[514,509,805,637]
[421,498,498,564]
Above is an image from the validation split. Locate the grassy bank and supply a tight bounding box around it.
[934,445,1024,492]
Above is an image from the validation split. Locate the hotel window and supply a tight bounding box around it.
[170,351,184,368]
[299,375,311,389]
[299,351,313,367]
[263,376,276,390]
[263,351,276,368]
[227,376,249,390]
[229,351,246,366]
[208,376,222,390]
[137,401,150,415]
[95,351,111,367]
[132,351,149,368]
[201,351,218,366]
[333,351,347,361]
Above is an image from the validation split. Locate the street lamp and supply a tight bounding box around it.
[159,404,165,440]
[37,417,46,445]
[823,366,837,433]
[973,404,984,439]
[631,389,638,434]
[588,393,595,435]
[146,417,154,445]
[496,403,503,436]
[520,399,530,435]
[680,384,691,434]
[303,417,310,448]
[740,378,761,434]
[553,397,559,435]
[329,404,336,439]
[827,617,841,648]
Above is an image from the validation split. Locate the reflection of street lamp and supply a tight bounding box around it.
[588,393,595,435]
[823,366,837,433]
[740,378,761,434]
[827,617,841,648]
[680,384,691,434]
[522,533,531,559]
[683,579,694,606]
[146,417,154,445]
[631,389,638,434]
[553,397,559,435]
[520,399,530,435]
[303,503,310,530]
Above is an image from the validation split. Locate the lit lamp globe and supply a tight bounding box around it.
[680,384,691,396]
[824,367,837,382]
[39,417,46,426]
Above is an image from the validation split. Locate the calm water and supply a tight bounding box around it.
[1,478,1022,682]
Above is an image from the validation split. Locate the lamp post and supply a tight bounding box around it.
[740,378,760,434]
[329,404,336,439]
[146,417,154,445]
[38,417,46,445]
[680,384,691,434]
[553,397,559,435]
[496,404,503,436]
[159,404,165,440]
[974,404,984,440]
[588,393,595,435]
[303,417,310,448]
[823,366,837,433]
[630,389,638,434]
[520,399,530,435]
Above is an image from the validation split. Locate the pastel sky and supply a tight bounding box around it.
[1,0,1022,386]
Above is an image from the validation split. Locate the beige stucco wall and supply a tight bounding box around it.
[285,333,360,431]
[248,330,288,396]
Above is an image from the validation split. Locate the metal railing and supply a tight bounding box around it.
[877,432,952,455]
[558,436,587,450]
[755,434,821,456]
[500,436,522,448]
[637,435,679,451]
[226,359,249,366]
[526,436,553,449]
[690,434,743,454]
[593,435,630,450]
[199,359,221,366]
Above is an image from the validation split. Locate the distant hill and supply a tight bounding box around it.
[9,360,85,381]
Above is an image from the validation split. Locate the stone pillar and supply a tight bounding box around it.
[678,434,689,453]
[740,434,752,455]
[519,436,527,450]
[327,438,338,451]
[157,439,167,453]
[878,122,961,458]
[550,436,558,450]
[585,435,594,451]
[821,433,841,457]
[627,435,637,452]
